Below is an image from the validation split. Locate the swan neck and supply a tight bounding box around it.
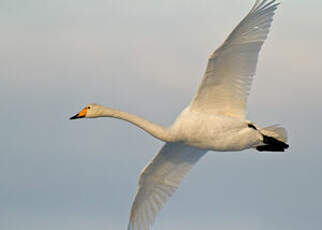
[100,106,175,142]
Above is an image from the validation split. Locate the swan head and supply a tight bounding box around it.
[70,104,105,119]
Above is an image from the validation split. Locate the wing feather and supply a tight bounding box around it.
[127,143,207,230]
[190,0,280,118]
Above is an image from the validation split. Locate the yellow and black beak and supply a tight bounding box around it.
[70,107,88,120]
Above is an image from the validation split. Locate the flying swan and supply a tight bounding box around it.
[70,1,289,229]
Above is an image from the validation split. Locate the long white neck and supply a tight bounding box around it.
[97,106,176,142]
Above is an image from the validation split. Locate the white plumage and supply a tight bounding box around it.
[70,1,289,230]
[128,143,206,230]
[191,0,279,118]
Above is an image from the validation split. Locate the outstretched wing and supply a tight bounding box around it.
[190,0,280,119]
[127,142,207,230]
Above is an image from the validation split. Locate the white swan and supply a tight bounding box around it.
[70,1,289,229]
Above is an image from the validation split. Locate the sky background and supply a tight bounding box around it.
[1,0,322,230]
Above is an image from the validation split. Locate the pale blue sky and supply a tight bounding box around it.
[1,1,322,230]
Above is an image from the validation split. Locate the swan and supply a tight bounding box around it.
[70,1,289,229]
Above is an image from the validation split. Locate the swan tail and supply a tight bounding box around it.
[256,125,289,152]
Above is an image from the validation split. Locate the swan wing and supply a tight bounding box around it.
[127,142,207,230]
[190,0,279,118]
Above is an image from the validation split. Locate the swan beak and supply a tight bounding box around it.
[70,107,88,120]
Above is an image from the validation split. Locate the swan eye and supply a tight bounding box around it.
[87,106,91,109]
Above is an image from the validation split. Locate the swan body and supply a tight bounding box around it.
[70,1,289,230]
[170,107,262,151]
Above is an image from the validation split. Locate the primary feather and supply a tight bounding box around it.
[128,143,206,230]
[191,0,279,119]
